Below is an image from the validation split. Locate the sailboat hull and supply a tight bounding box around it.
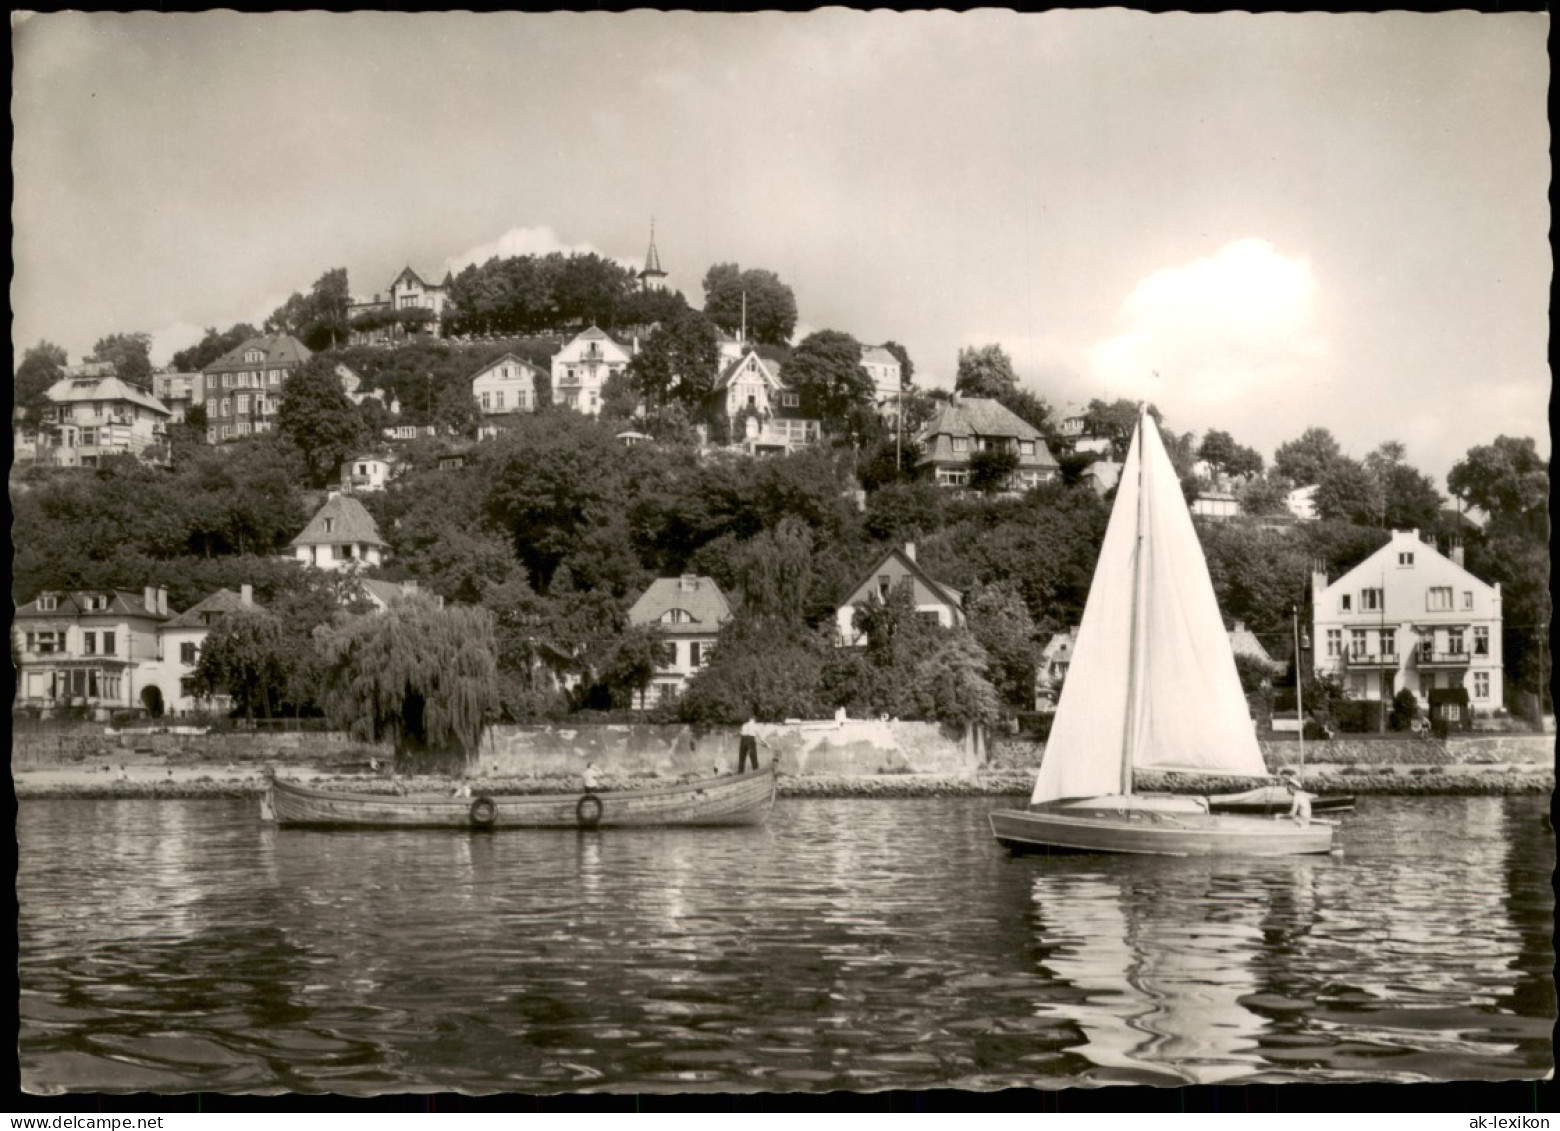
[989,803,1336,857]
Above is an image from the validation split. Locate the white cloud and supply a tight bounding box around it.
[445,225,638,276]
[1085,239,1327,409]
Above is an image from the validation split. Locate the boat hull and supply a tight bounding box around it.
[989,801,1336,856]
[266,768,777,829]
[1205,785,1356,816]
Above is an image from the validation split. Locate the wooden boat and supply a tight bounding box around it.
[1205,784,1356,816]
[264,766,777,829]
[990,411,1336,857]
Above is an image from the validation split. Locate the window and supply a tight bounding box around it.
[1448,628,1464,656]
[244,350,263,363]
[357,464,368,475]
[207,428,217,444]
[84,632,96,655]
[495,391,505,410]
[1473,626,1489,656]
[220,425,231,439]
[517,391,528,409]
[689,642,703,668]
[36,631,59,654]
[323,518,335,535]
[1020,441,1035,456]
[207,374,219,389]
[180,642,198,664]
[237,394,249,415]
[1379,630,1395,657]
[220,398,231,417]
[1350,629,1368,658]
[102,632,115,655]
[480,391,491,410]
[1462,591,1473,610]
[1428,586,1453,611]
[1398,552,1414,566]
[662,608,691,624]
[952,437,969,453]
[1325,628,1341,657]
[1473,671,1490,699]
[1361,588,1383,612]
[24,632,35,652]
[342,543,355,559]
[656,683,677,705]
[269,370,281,386]
[254,395,266,416]
[917,611,941,627]
[38,595,57,611]
[782,392,799,408]
[1340,594,1352,612]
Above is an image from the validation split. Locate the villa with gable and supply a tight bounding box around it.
[626,574,733,708]
[552,325,632,417]
[835,543,965,647]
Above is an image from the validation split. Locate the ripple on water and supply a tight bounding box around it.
[17,794,1557,1093]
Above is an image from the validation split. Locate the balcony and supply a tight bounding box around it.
[1417,649,1471,669]
[1344,652,1400,670]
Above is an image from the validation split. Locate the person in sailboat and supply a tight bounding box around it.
[1275,768,1312,826]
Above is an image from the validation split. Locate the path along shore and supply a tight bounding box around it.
[13,761,1554,801]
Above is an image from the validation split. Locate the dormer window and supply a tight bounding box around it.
[1398,552,1414,567]
[661,608,692,624]
[323,518,335,535]
[244,350,263,363]
[37,595,57,612]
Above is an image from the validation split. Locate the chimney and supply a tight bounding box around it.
[157,586,168,616]
[240,584,253,606]
[1232,620,1246,633]
[1449,539,1465,568]
[144,585,157,614]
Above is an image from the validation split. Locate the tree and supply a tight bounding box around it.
[15,340,66,426]
[1198,429,1264,481]
[275,356,367,487]
[968,447,1020,494]
[954,344,1018,399]
[964,581,1042,712]
[170,323,259,373]
[701,263,798,346]
[1235,474,1291,517]
[1314,457,1385,525]
[676,616,827,724]
[266,267,351,350]
[627,309,719,412]
[315,595,499,758]
[1448,435,1549,538]
[430,380,481,438]
[733,516,815,623]
[189,609,296,720]
[785,330,873,434]
[1274,426,1344,488]
[90,333,153,390]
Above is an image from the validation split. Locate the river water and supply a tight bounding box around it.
[18,794,1554,1094]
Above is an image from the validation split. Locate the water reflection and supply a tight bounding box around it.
[1030,865,1275,1085]
[18,795,1554,1094]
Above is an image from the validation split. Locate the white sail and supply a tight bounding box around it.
[1032,412,1266,806]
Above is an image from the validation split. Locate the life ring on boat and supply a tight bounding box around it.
[576,793,603,829]
[469,796,498,828]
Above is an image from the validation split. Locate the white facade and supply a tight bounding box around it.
[339,453,399,494]
[471,354,543,416]
[551,326,631,416]
[13,589,169,717]
[1287,484,1319,521]
[17,375,172,468]
[860,345,903,407]
[1311,529,1504,712]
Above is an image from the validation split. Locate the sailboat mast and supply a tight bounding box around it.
[1121,406,1149,796]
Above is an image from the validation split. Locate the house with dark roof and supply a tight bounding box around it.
[289,493,386,572]
[711,349,820,455]
[916,395,1059,492]
[145,585,259,715]
[196,334,312,444]
[14,374,173,468]
[834,543,965,647]
[626,574,733,708]
[13,587,171,717]
[354,578,443,613]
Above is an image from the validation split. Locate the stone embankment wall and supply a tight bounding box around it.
[986,734,1555,772]
[11,722,388,767]
[477,719,979,779]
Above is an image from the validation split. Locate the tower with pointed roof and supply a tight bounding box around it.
[639,219,668,293]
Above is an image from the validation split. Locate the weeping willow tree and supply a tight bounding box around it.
[314,595,499,758]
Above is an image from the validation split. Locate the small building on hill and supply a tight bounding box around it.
[471,352,545,417]
[15,373,173,468]
[197,334,311,444]
[289,493,386,572]
[916,395,1059,492]
[551,325,632,417]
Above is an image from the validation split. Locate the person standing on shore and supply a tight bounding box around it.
[737,716,770,774]
[582,762,600,792]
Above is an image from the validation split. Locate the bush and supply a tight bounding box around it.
[1332,699,1384,733]
[1388,689,1420,732]
[1013,711,1055,742]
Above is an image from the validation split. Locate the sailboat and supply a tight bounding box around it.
[990,410,1336,856]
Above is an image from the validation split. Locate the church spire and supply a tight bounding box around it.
[639,217,668,292]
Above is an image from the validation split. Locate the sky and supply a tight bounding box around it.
[11,10,1550,487]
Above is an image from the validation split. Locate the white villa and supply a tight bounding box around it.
[551,326,631,417]
[1310,529,1504,713]
[471,352,544,417]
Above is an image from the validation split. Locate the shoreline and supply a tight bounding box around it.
[13,764,1554,801]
